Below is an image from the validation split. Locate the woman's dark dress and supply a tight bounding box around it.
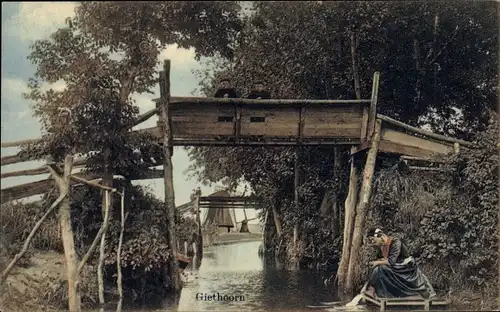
[368,238,436,298]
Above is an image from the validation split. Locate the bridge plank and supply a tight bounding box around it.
[379,128,454,159]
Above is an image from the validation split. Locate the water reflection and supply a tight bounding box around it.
[178,241,363,312]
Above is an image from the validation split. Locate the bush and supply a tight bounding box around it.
[1,181,199,309]
[418,117,499,289]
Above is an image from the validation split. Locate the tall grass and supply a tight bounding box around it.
[1,199,62,269]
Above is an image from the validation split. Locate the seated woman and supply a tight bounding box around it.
[364,228,436,299]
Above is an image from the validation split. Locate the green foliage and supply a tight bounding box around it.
[6,182,198,304]
[188,1,497,270]
[0,199,61,266]
[367,116,499,291]
[22,1,244,175]
[417,117,499,289]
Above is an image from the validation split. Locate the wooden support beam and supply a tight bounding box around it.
[1,158,87,178]
[346,119,382,294]
[133,107,160,127]
[69,175,117,192]
[350,140,371,155]
[154,96,372,106]
[1,169,163,203]
[298,107,305,143]
[337,146,359,290]
[199,196,259,202]
[377,114,475,148]
[1,153,34,166]
[379,128,454,158]
[168,138,359,146]
[234,105,242,143]
[367,72,380,139]
[0,107,162,149]
[1,138,40,148]
[1,171,98,204]
[159,59,181,293]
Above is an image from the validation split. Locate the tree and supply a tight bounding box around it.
[22,1,244,308]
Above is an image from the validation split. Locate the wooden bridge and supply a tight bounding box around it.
[1,64,472,204]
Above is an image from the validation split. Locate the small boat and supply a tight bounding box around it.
[176,253,191,271]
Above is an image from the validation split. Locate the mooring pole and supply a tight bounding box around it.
[159,59,181,293]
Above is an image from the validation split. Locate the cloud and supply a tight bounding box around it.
[41,79,67,92]
[4,2,77,42]
[160,44,197,68]
[1,77,29,113]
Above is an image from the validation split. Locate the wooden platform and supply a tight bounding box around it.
[362,293,451,311]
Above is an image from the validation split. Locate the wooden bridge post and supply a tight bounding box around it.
[193,192,203,268]
[159,59,181,293]
[337,146,359,291]
[367,72,380,139]
[346,119,382,294]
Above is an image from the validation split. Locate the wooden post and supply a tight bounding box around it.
[346,120,382,294]
[159,59,181,293]
[57,155,81,312]
[367,72,380,139]
[380,299,387,312]
[424,299,431,311]
[337,146,359,291]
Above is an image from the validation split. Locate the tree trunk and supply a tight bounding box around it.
[263,210,269,252]
[98,190,111,312]
[338,30,364,293]
[194,193,203,266]
[331,147,342,240]
[116,188,125,312]
[345,120,382,294]
[58,155,81,312]
[293,147,303,248]
[159,59,181,293]
[350,31,362,100]
[337,147,359,291]
[271,204,283,237]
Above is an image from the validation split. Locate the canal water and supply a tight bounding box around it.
[177,241,369,312]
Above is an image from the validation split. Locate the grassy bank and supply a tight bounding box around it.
[0,183,200,311]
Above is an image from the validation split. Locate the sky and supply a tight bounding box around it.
[1,2,257,223]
